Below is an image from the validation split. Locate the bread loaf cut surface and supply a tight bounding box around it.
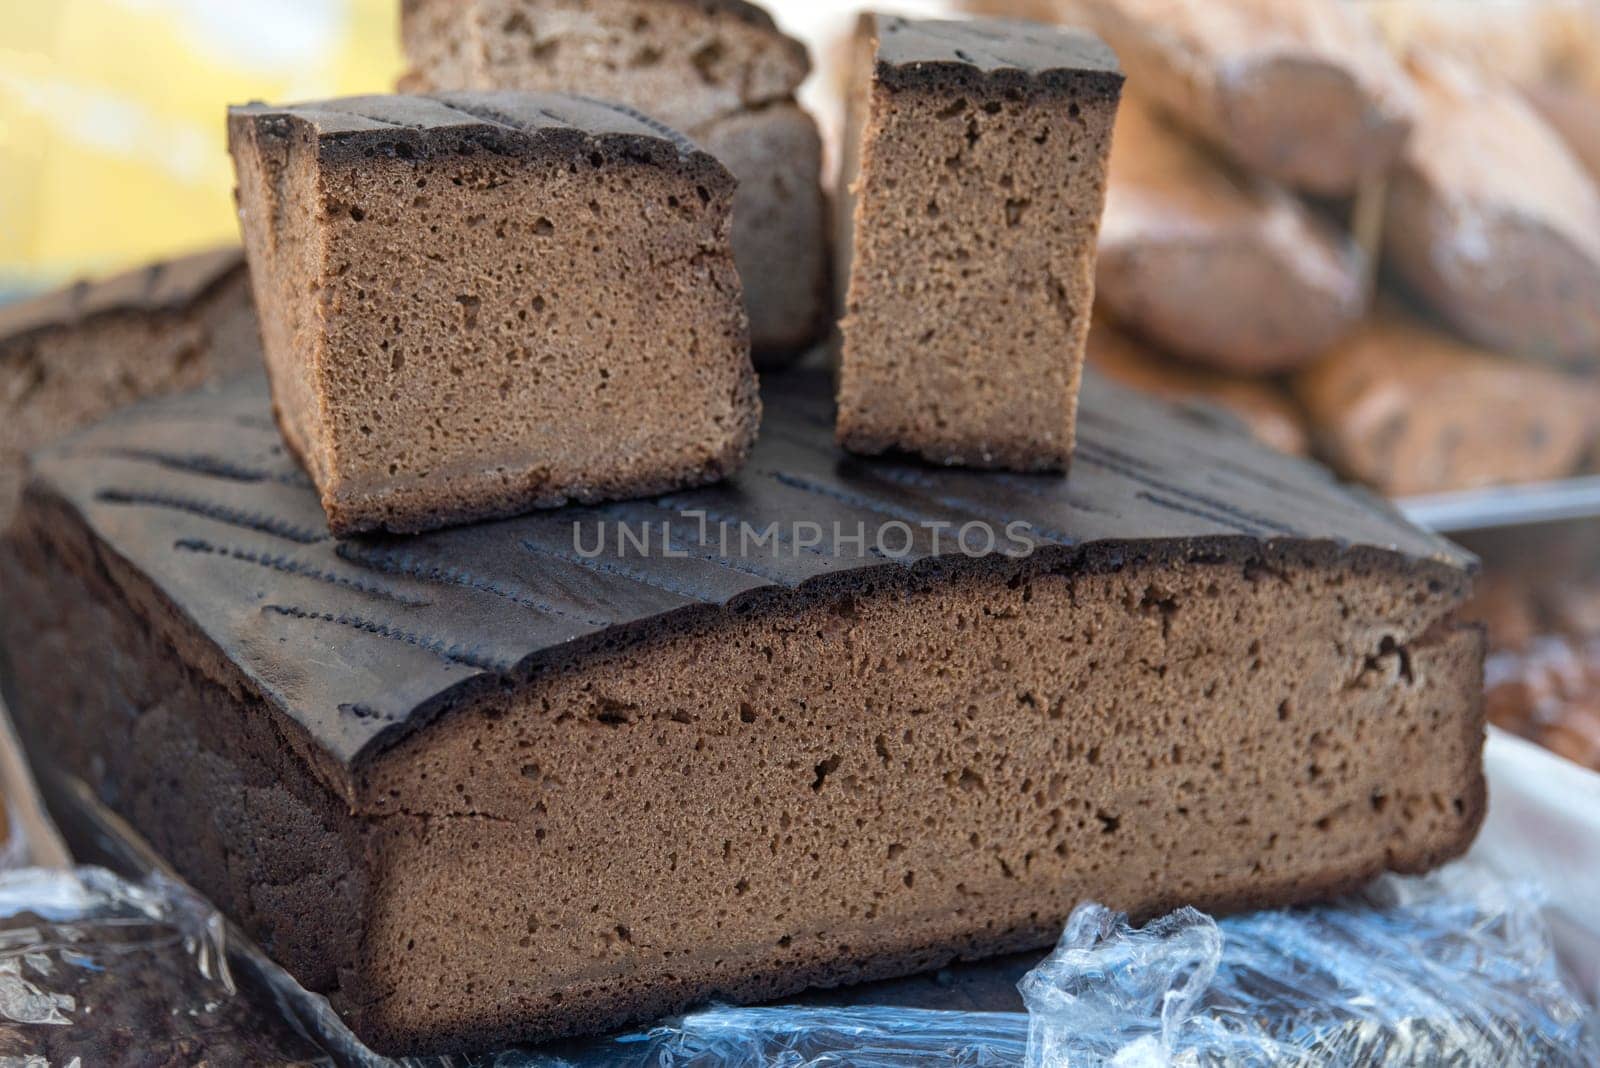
[227,92,759,537]
[2,366,1484,1056]
[837,14,1123,471]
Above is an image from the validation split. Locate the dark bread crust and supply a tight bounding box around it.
[0,248,246,348]
[871,11,1121,89]
[13,368,1474,766]
[2,369,1484,1055]
[228,92,722,172]
[0,488,369,996]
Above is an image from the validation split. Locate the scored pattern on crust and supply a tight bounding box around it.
[31,366,1471,769]
[230,92,710,165]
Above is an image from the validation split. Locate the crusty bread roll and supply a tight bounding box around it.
[1096,100,1365,374]
[1294,310,1600,497]
[1054,0,1416,196]
[1384,52,1600,369]
[1086,319,1309,455]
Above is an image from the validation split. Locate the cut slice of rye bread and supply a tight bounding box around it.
[1,364,1485,1056]
[837,15,1124,472]
[0,247,260,527]
[227,92,759,537]
[399,0,829,361]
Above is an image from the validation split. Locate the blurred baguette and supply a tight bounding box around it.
[1384,51,1600,369]
[1524,84,1600,184]
[1367,0,1600,95]
[1051,0,1415,196]
[1293,310,1600,497]
[1087,319,1309,456]
[1096,100,1365,374]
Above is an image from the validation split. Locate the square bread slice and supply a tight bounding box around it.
[2,365,1484,1056]
[227,92,759,537]
[837,15,1123,471]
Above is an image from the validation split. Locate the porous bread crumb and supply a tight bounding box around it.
[837,14,1124,471]
[228,92,759,536]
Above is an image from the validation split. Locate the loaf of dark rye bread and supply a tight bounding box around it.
[0,247,259,527]
[0,362,1485,1056]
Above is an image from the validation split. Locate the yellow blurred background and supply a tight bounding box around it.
[0,0,404,297]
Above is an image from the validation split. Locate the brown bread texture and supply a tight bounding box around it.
[1086,319,1308,456]
[1047,0,1416,196]
[398,0,829,362]
[837,15,1123,472]
[0,248,259,527]
[1384,52,1600,370]
[0,366,1484,1056]
[227,92,759,538]
[1096,100,1366,375]
[1293,311,1600,498]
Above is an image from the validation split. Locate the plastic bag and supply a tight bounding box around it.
[0,866,331,1066]
[1020,864,1599,1068]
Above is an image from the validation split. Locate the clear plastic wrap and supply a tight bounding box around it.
[1020,865,1599,1067]
[0,865,331,1066]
